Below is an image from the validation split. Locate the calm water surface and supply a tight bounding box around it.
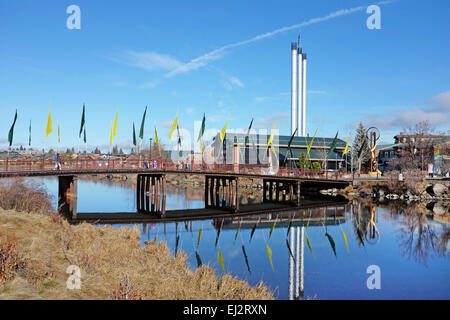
[39,177,450,300]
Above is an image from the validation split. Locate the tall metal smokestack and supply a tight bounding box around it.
[301,53,307,137]
[297,34,303,137]
[291,42,298,135]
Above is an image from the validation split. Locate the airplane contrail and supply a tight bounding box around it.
[165,1,392,78]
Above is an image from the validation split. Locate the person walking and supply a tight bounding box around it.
[55,153,61,170]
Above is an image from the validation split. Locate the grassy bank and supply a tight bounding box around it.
[0,209,273,300]
[0,179,273,300]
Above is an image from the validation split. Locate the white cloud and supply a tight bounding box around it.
[428,91,450,111]
[123,51,183,72]
[308,90,328,95]
[254,112,290,129]
[364,107,450,130]
[139,81,159,89]
[229,76,244,88]
[164,1,392,77]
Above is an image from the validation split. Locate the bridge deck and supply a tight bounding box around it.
[0,168,349,185]
[72,200,347,224]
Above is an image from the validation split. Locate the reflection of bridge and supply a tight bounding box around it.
[214,203,348,300]
[0,159,349,223]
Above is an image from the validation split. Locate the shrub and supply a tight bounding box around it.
[0,179,54,214]
[0,238,25,284]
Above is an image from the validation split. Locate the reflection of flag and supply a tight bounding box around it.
[342,135,351,156]
[328,131,339,157]
[79,104,85,138]
[197,113,205,142]
[57,121,60,144]
[112,108,118,138]
[45,103,52,138]
[154,126,159,147]
[8,110,18,147]
[169,114,177,139]
[132,122,137,146]
[220,122,227,142]
[139,106,147,139]
[307,128,318,156]
[267,121,276,147]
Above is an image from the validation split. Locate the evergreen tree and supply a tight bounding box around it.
[297,152,310,169]
[112,145,119,155]
[351,122,370,173]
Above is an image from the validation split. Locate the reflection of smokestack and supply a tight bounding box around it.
[291,43,297,135]
[301,54,307,137]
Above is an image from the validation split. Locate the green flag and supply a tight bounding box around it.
[8,110,18,147]
[197,113,205,142]
[132,122,137,146]
[28,120,31,146]
[79,104,85,138]
[244,118,254,146]
[328,131,339,157]
[176,124,182,147]
[83,127,87,144]
[139,106,147,139]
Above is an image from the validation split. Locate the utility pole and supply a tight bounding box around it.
[149,138,153,160]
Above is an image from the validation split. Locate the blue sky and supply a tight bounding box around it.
[1,0,449,151]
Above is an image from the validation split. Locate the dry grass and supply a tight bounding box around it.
[0,209,273,300]
[0,179,54,214]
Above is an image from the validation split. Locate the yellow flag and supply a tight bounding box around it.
[109,123,113,145]
[112,108,118,138]
[45,103,52,138]
[220,122,228,142]
[218,250,225,272]
[199,137,204,154]
[342,135,351,156]
[265,243,274,271]
[169,114,177,139]
[307,128,318,156]
[267,121,276,147]
[57,121,60,144]
[154,125,159,147]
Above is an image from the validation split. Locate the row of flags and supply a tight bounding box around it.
[7,106,351,158]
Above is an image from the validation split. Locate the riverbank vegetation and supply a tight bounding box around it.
[0,180,273,300]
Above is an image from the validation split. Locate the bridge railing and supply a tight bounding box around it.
[0,157,349,180]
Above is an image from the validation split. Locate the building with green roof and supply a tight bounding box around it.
[213,133,347,170]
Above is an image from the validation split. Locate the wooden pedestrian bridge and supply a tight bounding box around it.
[0,158,350,223]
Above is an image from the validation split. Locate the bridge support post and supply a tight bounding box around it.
[58,176,78,220]
[136,174,166,215]
[205,177,210,208]
[204,175,239,213]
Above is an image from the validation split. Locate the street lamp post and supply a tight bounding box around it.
[149,138,153,160]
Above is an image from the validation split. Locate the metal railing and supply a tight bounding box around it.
[0,157,348,180]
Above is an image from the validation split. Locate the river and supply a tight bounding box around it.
[38,177,449,300]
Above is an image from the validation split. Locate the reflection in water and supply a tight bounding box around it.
[35,177,450,299]
[397,204,448,266]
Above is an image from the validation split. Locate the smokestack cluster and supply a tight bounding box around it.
[291,33,307,136]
